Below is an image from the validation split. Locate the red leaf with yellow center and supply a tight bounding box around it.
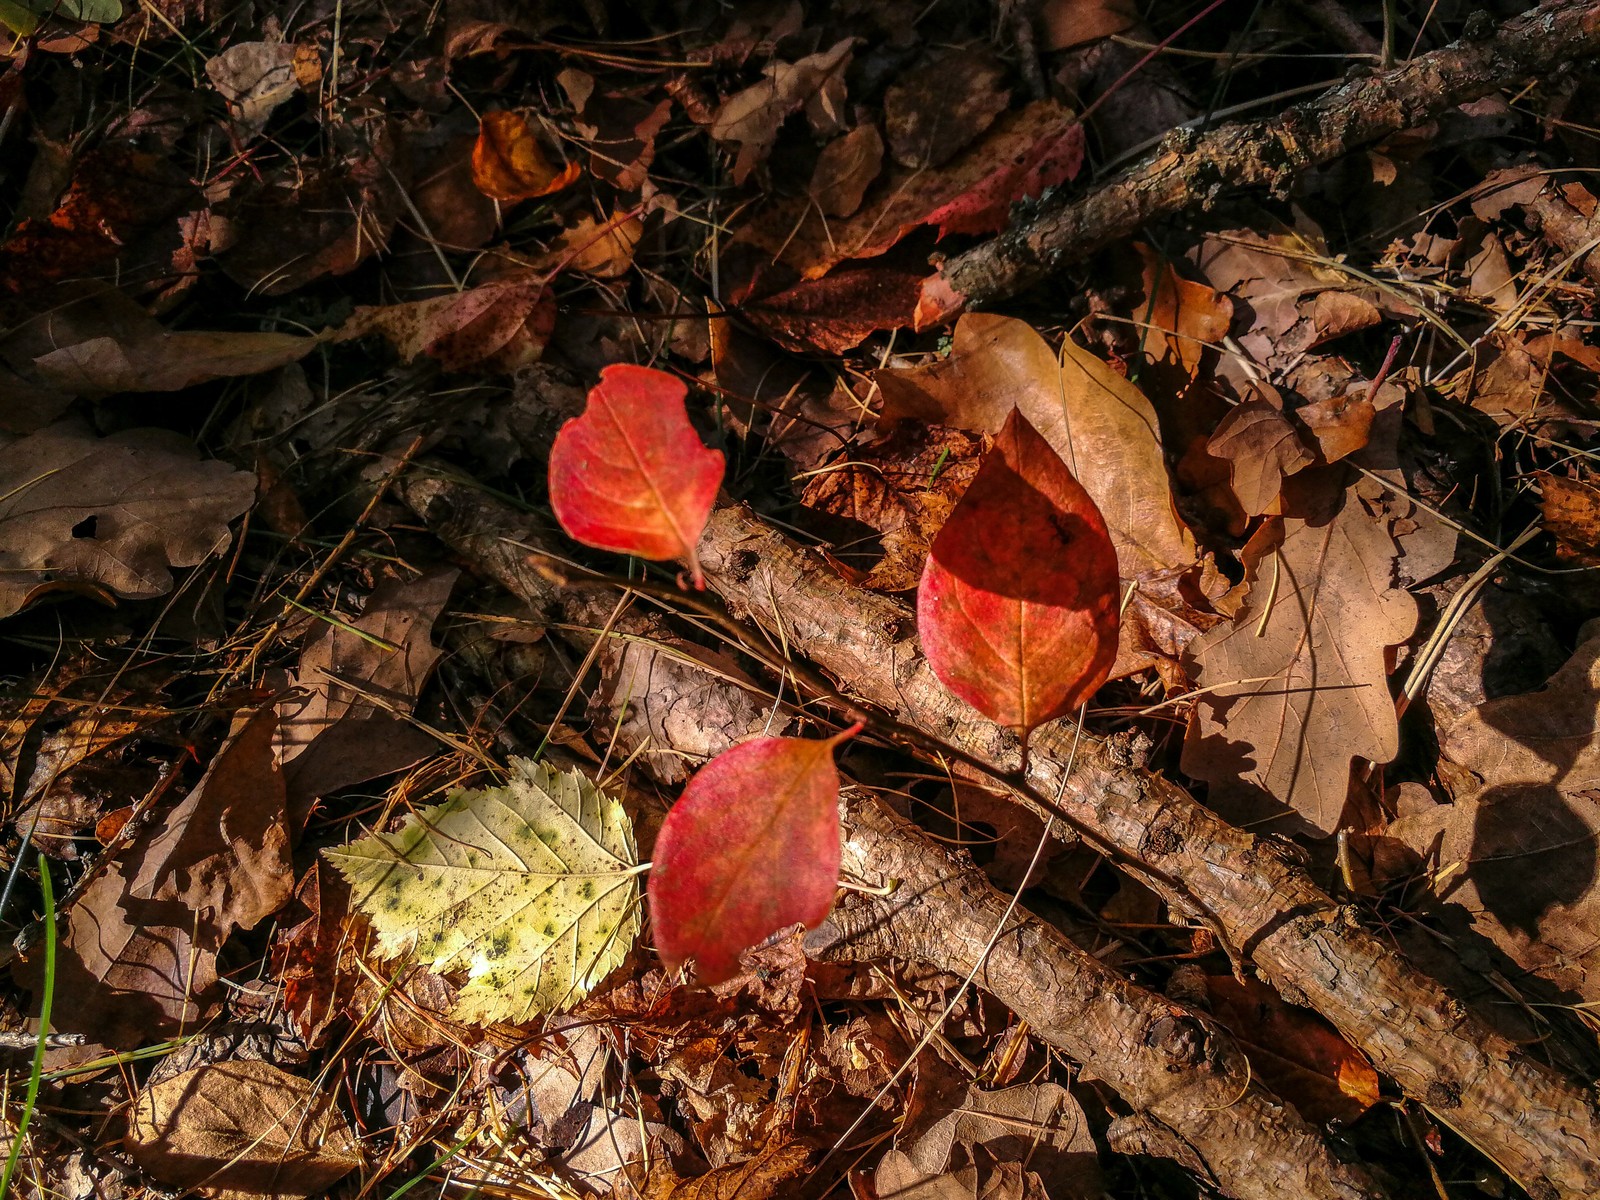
[549,365,725,586]
[917,408,1120,735]
[648,724,861,984]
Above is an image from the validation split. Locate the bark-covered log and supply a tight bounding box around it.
[923,0,1600,318]
[694,504,1600,1200]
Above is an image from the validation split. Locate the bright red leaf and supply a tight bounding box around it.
[917,408,1120,735]
[648,723,861,984]
[548,364,725,586]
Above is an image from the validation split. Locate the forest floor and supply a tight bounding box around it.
[4,1,1600,1198]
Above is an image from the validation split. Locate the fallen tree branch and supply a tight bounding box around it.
[396,471,1388,1200]
[921,0,1600,319]
[812,796,1386,1200]
[694,504,1600,1200]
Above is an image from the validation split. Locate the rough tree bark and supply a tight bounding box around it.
[396,471,1389,1200]
[694,504,1600,1200]
[921,0,1600,319]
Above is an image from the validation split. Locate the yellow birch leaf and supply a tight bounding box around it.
[326,759,640,1024]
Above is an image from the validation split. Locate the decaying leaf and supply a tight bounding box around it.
[649,727,858,984]
[548,364,726,585]
[1182,479,1416,833]
[127,1060,361,1200]
[739,266,924,355]
[800,424,983,591]
[883,48,1009,170]
[472,110,581,201]
[1537,470,1600,560]
[336,277,555,372]
[327,759,641,1023]
[206,40,299,141]
[918,408,1120,735]
[808,124,884,218]
[0,420,256,619]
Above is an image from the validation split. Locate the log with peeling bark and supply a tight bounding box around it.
[396,471,1389,1200]
[922,0,1600,319]
[693,504,1600,1200]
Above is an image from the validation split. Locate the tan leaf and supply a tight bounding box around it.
[1135,244,1233,377]
[1293,391,1375,463]
[635,1140,812,1199]
[1206,401,1315,516]
[1039,0,1136,49]
[275,569,456,821]
[128,1060,361,1200]
[883,48,1010,169]
[1391,625,1600,1003]
[0,421,255,619]
[553,208,643,278]
[1182,479,1416,833]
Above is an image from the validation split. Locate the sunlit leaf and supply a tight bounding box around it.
[648,726,860,984]
[326,760,640,1024]
[548,364,725,586]
[917,408,1120,735]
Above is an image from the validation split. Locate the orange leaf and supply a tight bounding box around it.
[548,365,725,586]
[648,725,860,984]
[917,408,1120,735]
[471,111,580,202]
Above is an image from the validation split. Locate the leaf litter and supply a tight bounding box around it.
[6,3,1600,1198]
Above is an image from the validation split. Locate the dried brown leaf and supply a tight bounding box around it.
[128,1060,361,1200]
[883,49,1010,169]
[275,569,456,822]
[808,124,884,218]
[1206,400,1314,516]
[0,420,255,619]
[1182,478,1416,833]
[711,39,854,184]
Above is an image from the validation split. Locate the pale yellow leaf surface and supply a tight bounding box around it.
[326,759,640,1024]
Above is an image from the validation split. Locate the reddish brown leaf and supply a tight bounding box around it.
[918,408,1120,734]
[549,365,726,585]
[1537,470,1600,560]
[739,101,1084,280]
[740,267,924,355]
[1206,976,1381,1124]
[472,111,581,201]
[648,725,860,984]
[336,278,555,373]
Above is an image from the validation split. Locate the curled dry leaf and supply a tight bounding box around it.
[648,725,861,984]
[918,408,1120,735]
[549,364,725,586]
[472,110,581,201]
[127,1060,361,1200]
[0,420,256,619]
